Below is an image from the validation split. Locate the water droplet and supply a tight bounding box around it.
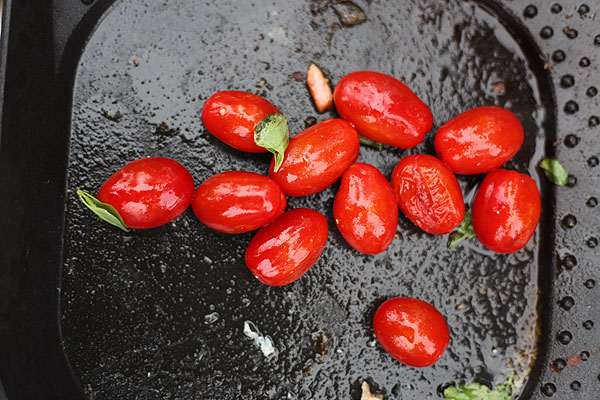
[564,134,580,147]
[580,350,590,360]
[541,382,556,397]
[586,197,597,207]
[562,254,577,269]
[552,50,566,62]
[557,330,572,344]
[563,100,578,114]
[551,3,562,13]
[586,237,598,248]
[570,381,581,391]
[551,358,566,372]
[584,279,595,288]
[566,175,577,187]
[595,34,600,47]
[587,86,598,97]
[559,75,574,88]
[579,57,590,67]
[561,214,577,228]
[590,116,600,127]
[588,156,599,167]
[523,5,538,18]
[582,320,594,330]
[540,26,554,39]
[559,296,574,310]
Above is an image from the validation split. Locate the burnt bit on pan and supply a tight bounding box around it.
[154,121,179,136]
[332,1,367,27]
[312,330,329,363]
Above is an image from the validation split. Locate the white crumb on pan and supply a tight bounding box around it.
[243,320,278,358]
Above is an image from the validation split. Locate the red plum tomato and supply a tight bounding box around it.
[202,90,281,153]
[471,168,541,253]
[434,106,524,175]
[333,71,433,148]
[97,157,195,229]
[269,119,360,196]
[244,208,328,286]
[333,163,398,254]
[373,297,450,367]
[192,171,286,234]
[391,154,465,235]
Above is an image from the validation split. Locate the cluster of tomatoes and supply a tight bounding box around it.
[79,70,541,369]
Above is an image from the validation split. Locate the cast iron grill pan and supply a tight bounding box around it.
[0,0,598,399]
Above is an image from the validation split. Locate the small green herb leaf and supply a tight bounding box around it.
[254,113,290,172]
[449,209,476,248]
[539,158,568,186]
[77,190,130,232]
[359,136,384,151]
[444,375,513,400]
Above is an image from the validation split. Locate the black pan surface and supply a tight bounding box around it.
[2,0,599,399]
[61,0,552,399]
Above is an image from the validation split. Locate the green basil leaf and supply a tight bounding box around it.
[254,113,290,172]
[539,158,568,186]
[449,209,476,248]
[444,374,513,400]
[359,136,384,151]
[77,190,130,232]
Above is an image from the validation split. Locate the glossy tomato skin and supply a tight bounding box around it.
[245,208,328,286]
[192,171,286,234]
[269,119,360,196]
[202,90,281,153]
[373,297,450,367]
[97,157,195,229]
[391,155,465,235]
[472,169,541,253]
[333,163,398,254]
[333,71,433,148]
[434,106,524,175]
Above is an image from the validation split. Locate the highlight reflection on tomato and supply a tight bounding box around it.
[192,171,286,234]
[97,157,195,229]
[391,154,465,235]
[373,297,450,368]
[244,208,328,286]
[333,163,397,254]
[472,168,541,253]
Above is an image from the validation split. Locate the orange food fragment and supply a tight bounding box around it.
[306,63,333,113]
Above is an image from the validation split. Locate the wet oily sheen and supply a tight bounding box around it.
[391,155,465,235]
[333,71,433,148]
[434,106,524,174]
[244,208,328,286]
[269,119,359,196]
[202,90,281,153]
[97,157,195,229]
[333,163,398,254]
[192,171,286,234]
[472,169,541,253]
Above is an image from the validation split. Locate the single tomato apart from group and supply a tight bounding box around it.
[373,297,450,367]
[434,105,524,175]
[391,154,465,235]
[192,171,286,234]
[333,163,398,254]
[245,208,328,286]
[333,71,433,148]
[471,168,541,253]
